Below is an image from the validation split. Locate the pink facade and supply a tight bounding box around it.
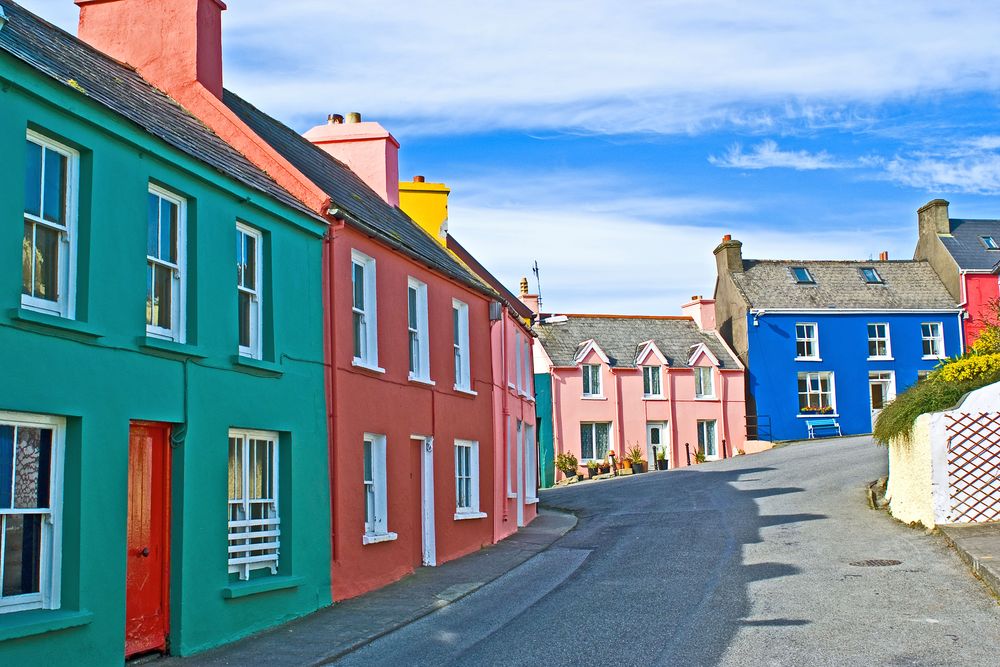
[962,273,999,348]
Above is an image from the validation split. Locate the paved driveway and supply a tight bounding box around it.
[334,436,1000,666]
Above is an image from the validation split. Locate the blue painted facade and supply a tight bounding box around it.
[747,311,963,441]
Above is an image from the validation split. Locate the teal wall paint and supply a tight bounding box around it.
[534,373,555,488]
[0,56,331,664]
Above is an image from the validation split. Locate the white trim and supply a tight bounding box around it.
[352,250,379,368]
[579,421,613,462]
[235,222,263,359]
[362,433,390,541]
[646,421,669,469]
[921,321,946,359]
[352,360,386,374]
[751,308,964,315]
[407,277,431,383]
[797,370,837,416]
[866,322,892,361]
[524,423,538,504]
[452,299,471,391]
[453,512,488,520]
[453,386,478,396]
[419,436,436,566]
[581,363,603,398]
[22,131,78,320]
[515,420,524,527]
[687,343,720,367]
[794,322,819,361]
[146,185,187,344]
[642,364,663,398]
[693,366,716,399]
[635,340,669,367]
[574,339,610,365]
[362,532,398,545]
[227,429,280,580]
[454,439,480,514]
[697,419,720,460]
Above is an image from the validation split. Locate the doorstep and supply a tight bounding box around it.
[938,522,1000,601]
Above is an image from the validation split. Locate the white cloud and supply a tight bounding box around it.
[709,140,848,170]
[23,0,1000,136]
[880,136,1000,195]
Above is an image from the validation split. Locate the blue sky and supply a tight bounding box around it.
[25,1,1000,314]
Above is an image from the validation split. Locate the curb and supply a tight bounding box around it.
[939,527,1000,602]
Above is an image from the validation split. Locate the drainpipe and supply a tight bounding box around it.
[720,369,729,458]
[324,219,345,562]
[500,310,509,522]
[667,369,678,467]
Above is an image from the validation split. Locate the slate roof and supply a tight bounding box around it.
[0,0,321,223]
[729,260,958,310]
[533,315,739,369]
[222,92,496,297]
[446,234,534,322]
[939,219,1000,271]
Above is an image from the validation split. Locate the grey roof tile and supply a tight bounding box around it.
[730,260,958,310]
[534,316,739,369]
[0,0,321,223]
[939,219,1000,271]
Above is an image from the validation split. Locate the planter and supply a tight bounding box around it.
[656,459,669,471]
[587,467,598,479]
[631,462,646,474]
[599,465,611,475]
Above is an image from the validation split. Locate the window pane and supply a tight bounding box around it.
[2,514,43,597]
[239,291,252,348]
[652,369,660,394]
[0,426,13,508]
[42,149,67,225]
[33,223,61,303]
[160,199,177,264]
[650,428,660,446]
[353,312,364,358]
[408,287,418,327]
[643,368,651,395]
[363,441,373,483]
[152,263,172,329]
[595,423,609,459]
[24,141,42,218]
[580,425,594,460]
[353,263,365,309]
[228,437,242,502]
[147,193,160,257]
[453,307,460,342]
[13,428,52,509]
[243,233,256,290]
[21,221,33,298]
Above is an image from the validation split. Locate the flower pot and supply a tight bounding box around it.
[631,462,646,474]
[656,459,669,471]
[587,467,598,479]
[599,465,610,475]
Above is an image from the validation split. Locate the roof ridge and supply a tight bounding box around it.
[559,313,694,321]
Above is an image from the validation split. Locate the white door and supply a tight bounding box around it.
[646,422,668,469]
[419,436,436,566]
[516,422,524,527]
[869,372,894,431]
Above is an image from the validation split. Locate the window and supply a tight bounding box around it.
[694,366,714,398]
[407,278,430,381]
[145,187,186,341]
[352,251,378,368]
[236,224,262,358]
[523,337,533,396]
[981,236,999,250]
[515,334,523,392]
[860,267,883,284]
[582,364,602,397]
[227,429,279,580]
[580,422,611,461]
[643,365,662,397]
[798,371,835,412]
[795,323,819,359]
[524,424,537,502]
[0,412,63,614]
[917,370,931,382]
[791,267,815,284]
[454,440,482,517]
[921,322,945,358]
[362,434,393,543]
[867,323,891,359]
[453,300,471,391]
[22,132,77,318]
[505,415,513,497]
[697,420,718,459]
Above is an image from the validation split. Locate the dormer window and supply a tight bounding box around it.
[582,364,602,397]
[981,236,999,250]
[860,267,883,284]
[791,267,814,284]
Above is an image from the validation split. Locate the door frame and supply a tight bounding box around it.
[646,421,669,468]
[415,435,436,567]
[515,421,524,527]
[126,421,172,658]
[868,371,896,431]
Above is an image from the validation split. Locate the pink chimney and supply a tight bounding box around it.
[682,295,716,331]
[303,113,401,207]
[76,0,226,98]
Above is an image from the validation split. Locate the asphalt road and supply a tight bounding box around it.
[333,437,1000,666]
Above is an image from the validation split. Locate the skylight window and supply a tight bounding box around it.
[791,267,815,284]
[981,236,999,250]
[860,267,883,284]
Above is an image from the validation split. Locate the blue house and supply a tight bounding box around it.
[712,236,962,441]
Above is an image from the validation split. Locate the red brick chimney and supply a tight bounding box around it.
[76,0,226,98]
[303,112,401,207]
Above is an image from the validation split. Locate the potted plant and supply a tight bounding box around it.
[625,444,646,473]
[554,452,579,481]
[655,449,668,470]
[598,459,611,475]
[587,460,598,479]
[694,450,706,464]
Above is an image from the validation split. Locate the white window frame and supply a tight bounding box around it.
[505,415,515,498]
[791,266,815,284]
[407,278,431,383]
[642,365,662,398]
[227,429,279,581]
[22,131,78,319]
[452,299,472,392]
[362,434,395,544]
[581,364,603,398]
[145,185,186,342]
[697,419,719,460]
[524,423,538,503]
[867,323,892,360]
[922,322,945,359]
[795,322,819,360]
[522,337,533,398]
[236,223,263,358]
[351,250,379,370]
[454,440,485,519]
[579,422,612,462]
[982,236,999,250]
[515,334,523,393]
[797,371,837,414]
[694,366,715,399]
[0,411,64,614]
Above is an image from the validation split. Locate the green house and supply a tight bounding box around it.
[0,2,331,663]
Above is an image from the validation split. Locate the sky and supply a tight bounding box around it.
[22,1,1000,314]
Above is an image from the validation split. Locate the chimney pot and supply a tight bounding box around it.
[520,277,529,297]
[347,112,362,124]
[413,175,426,183]
[722,234,732,243]
[328,114,344,124]
[878,251,889,261]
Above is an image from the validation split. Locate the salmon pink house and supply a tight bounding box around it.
[531,300,747,480]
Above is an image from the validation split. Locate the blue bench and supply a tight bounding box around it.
[806,418,841,439]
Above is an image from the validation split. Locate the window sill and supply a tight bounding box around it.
[508,382,517,390]
[797,413,839,419]
[352,359,386,374]
[922,356,945,361]
[0,608,94,642]
[506,492,518,499]
[525,497,540,505]
[867,356,894,362]
[408,375,436,387]
[642,396,665,401]
[222,575,304,599]
[232,355,284,376]
[10,308,101,339]
[454,386,478,397]
[454,511,488,521]
[795,357,822,362]
[362,531,398,545]
[581,396,607,401]
[138,336,207,358]
[694,396,718,401]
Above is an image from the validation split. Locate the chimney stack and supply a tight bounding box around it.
[398,176,449,244]
[303,113,400,207]
[918,199,951,237]
[682,296,716,331]
[76,0,227,98]
[714,234,744,275]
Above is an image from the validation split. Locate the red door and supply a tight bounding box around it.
[125,422,171,658]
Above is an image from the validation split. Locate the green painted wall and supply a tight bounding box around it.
[534,373,555,488]
[0,55,331,664]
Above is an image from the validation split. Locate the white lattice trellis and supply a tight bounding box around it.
[945,412,1000,523]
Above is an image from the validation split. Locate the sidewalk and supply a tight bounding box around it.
[162,509,576,666]
[938,522,1000,601]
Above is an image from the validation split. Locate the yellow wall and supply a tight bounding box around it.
[399,180,450,245]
